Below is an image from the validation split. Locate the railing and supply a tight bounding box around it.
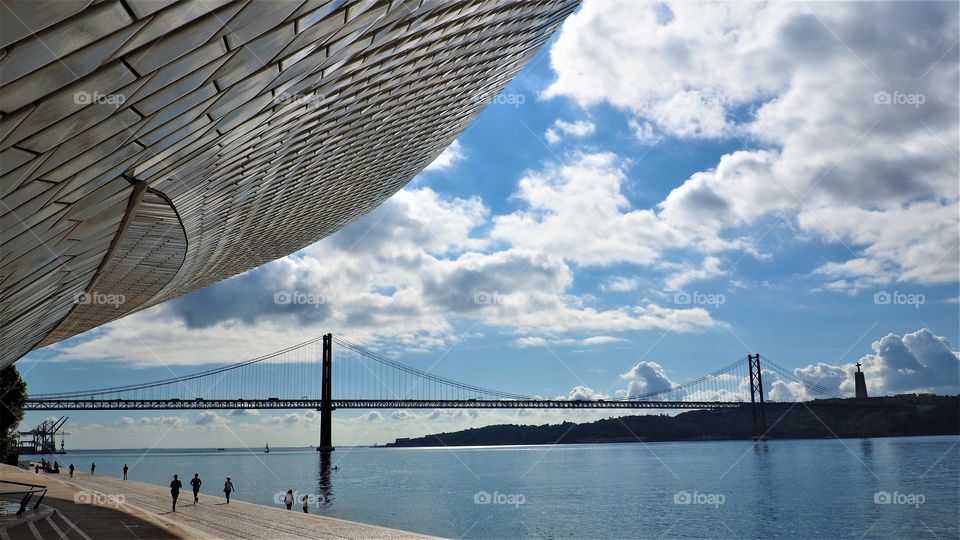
[0,480,47,516]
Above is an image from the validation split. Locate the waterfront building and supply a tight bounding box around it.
[0,0,579,366]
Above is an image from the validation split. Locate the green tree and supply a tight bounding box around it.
[0,365,27,463]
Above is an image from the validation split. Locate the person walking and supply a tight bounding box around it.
[90,462,95,475]
[170,474,182,512]
[284,489,294,510]
[223,477,234,504]
[68,464,74,478]
[302,494,309,513]
[190,473,202,504]
[122,464,128,480]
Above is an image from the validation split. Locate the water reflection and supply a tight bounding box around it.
[316,451,334,507]
[859,438,874,459]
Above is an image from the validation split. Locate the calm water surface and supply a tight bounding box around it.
[41,436,959,539]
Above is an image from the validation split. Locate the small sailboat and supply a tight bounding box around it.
[264,443,270,453]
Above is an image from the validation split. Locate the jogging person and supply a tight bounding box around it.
[190,473,202,503]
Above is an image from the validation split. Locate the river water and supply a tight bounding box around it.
[39,436,959,538]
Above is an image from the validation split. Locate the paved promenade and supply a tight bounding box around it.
[2,465,434,539]
[1,464,191,539]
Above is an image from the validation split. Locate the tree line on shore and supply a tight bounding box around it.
[386,395,960,447]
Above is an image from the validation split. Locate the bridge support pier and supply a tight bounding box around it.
[318,333,335,452]
[748,353,767,438]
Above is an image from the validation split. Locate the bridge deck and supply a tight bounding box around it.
[23,399,746,410]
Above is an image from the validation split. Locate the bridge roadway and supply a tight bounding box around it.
[23,398,747,411]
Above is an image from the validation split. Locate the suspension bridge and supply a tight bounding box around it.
[24,334,844,450]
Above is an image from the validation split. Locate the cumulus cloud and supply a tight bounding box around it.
[618,361,679,399]
[491,152,683,266]
[546,0,959,291]
[853,328,960,395]
[50,176,720,366]
[561,385,608,401]
[195,411,226,426]
[423,140,465,172]
[544,119,596,144]
[769,328,960,400]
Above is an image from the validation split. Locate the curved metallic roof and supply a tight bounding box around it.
[0,0,579,366]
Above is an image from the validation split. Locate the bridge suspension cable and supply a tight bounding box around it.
[760,357,844,399]
[24,334,844,407]
[331,336,532,401]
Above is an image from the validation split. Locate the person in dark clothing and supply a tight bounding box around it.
[122,464,128,480]
[284,489,294,510]
[170,474,182,512]
[302,495,309,513]
[90,462,95,475]
[68,464,74,478]
[223,477,234,503]
[190,473,202,504]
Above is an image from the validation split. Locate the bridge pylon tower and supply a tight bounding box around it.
[317,333,335,452]
[747,353,767,437]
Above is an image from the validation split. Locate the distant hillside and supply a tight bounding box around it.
[386,395,960,447]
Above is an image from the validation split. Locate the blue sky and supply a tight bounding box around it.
[18,1,959,448]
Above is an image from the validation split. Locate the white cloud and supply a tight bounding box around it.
[195,411,227,426]
[544,119,596,144]
[663,256,724,291]
[491,152,690,266]
[628,119,661,145]
[423,140,465,172]
[560,385,608,401]
[618,360,679,399]
[803,202,959,290]
[50,173,720,367]
[602,277,640,292]
[545,0,959,291]
[853,328,960,395]
[769,328,960,400]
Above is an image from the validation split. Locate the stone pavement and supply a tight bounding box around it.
[1,464,191,539]
[2,465,435,539]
